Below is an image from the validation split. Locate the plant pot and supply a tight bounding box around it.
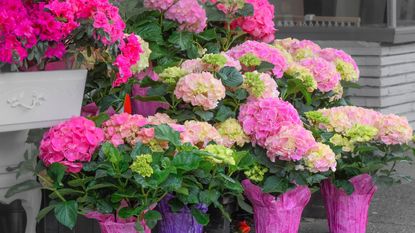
[321,174,377,233]
[0,69,87,132]
[85,211,151,233]
[242,179,311,233]
[156,195,208,233]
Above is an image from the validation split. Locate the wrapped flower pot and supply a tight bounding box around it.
[242,179,311,233]
[321,174,377,233]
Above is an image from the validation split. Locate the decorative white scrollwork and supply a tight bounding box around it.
[7,91,46,110]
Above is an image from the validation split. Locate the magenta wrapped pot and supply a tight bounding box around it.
[156,195,208,233]
[242,179,311,233]
[85,211,151,233]
[321,174,377,233]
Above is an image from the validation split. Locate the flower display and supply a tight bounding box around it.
[264,122,316,162]
[182,121,223,147]
[238,97,302,146]
[243,72,279,99]
[174,72,226,110]
[147,113,178,125]
[39,117,104,173]
[304,143,337,173]
[319,48,359,82]
[226,40,289,78]
[230,0,276,42]
[215,118,250,147]
[299,57,341,92]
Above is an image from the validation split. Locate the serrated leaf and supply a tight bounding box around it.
[154,124,181,146]
[217,67,243,87]
[5,180,42,198]
[191,206,209,225]
[144,210,162,229]
[168,31,193,50]
[36,205,55,222]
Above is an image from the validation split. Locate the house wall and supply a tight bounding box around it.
[316,40,415,128]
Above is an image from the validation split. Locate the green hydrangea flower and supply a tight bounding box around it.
[335,59,358,82]
[286,65,317,92]
[330,134,354,152]
[239,53,261,67]
[243,72,265,98]
[159,67,188,85]
[131,36,152,73]
[203,144,236,165]
[244,165,268,182]
[305,111,329,125]
[345,124,378,143]
[202,54,227,67]
[130,154,153,177]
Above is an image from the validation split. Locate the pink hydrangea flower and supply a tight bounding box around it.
[226,40,289,78]
[238,97,302,147]
[300,57,341,92]
[376,114,413,145]
[164,0,207,33]
[258,73,279,98]
[318,48,360,82]
[39,117,104,173]
[230,0,276,42]
[174,72,226,110]
[264,122,317,162]
[288,39,321,61]
[147,113,178,125]
[144,0,176,11]
[181,59,206,73]
[113,34,144,87]
[102,113,150,146]
[304,143,337,173]
[182,121,223,148]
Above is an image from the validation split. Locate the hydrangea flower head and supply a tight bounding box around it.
[319,48,359,82]
[376,114,413,145]
[238,97,302,146]
[244,72,279,99]
[147,113,178,125]
[244,164,268,182]
[130,154,153,177]
[174,72,226,110]
[203,144,236,165]
[304,143,337,173]
[345,124,379,143]
[215,118,250,147]
[285,64,317,92]
[202,53,228,67]
[159,67,189,85]
[239,53,262,67]
[227,41,288,78]
[288,39,321,61]
[300,57,341,92]
[182,121,222,148]
[264,122,317,162]
[102,113,150,146]
[164,0,207,33]
[230,0,276,42]
[39,117,104,173]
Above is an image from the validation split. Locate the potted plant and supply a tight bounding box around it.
[305,106,415,233]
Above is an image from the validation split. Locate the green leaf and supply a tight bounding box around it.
[5,180,42,198]
[135,23,163,43]
[154,124,181,146]
[235,88,248,101]
[90,113,110,127]
[236,194,253,214]
[144,210,162,229]
[217,67,243,87]
[186,44,199,59]
[199,190,220,205]
[97,200,113,214]
[195,110,214,121]
[168,198,185,212]
[49,189,84,199]
[36,205,55,222]
[262,175,290,194]
[257,61,274,73]
[160,175,182,192]
[140,76,161,88]
[191,206,209,225]
[205,4,227,21]
[236,3,254,16]
[54,201,78,229]
[333,180,355,195]
[215,105,235,122]
[197,29,217,41]
[135,220,145,233]
[48,163,67,186]
[168,31,193,50]
[173,151,201,171]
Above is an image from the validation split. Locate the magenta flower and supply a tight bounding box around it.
[300,57,341,92]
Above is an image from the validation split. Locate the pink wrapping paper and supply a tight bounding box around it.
[85,201,152,233]
[132,68,169,117]
[321,174,377,233]
[242,179,311,233]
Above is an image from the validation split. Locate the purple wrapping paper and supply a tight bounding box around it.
[321,174,377,233]
[156,195,208,233]
[132,69,169,117]
[242,179,311,233]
